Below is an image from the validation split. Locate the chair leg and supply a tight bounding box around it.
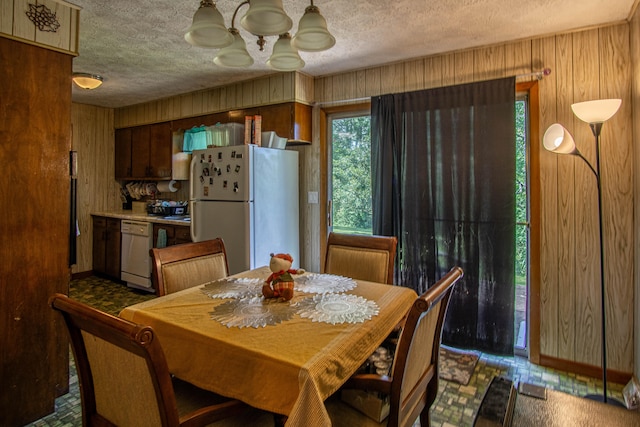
[419,412,430,427]
[273,412,287,427]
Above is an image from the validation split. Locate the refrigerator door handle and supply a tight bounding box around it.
[190,200,198,242]
[189,154,198,199]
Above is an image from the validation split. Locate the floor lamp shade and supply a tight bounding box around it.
[571,99,622,124]
[543,123,577,154]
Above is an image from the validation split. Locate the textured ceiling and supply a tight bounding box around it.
[69,0,637,109]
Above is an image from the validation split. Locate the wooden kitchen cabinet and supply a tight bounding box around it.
[227,102,311,144]
[92,216,121,279]
[115,128,132,179]
[115,122,172,179]
[153,223,192,247]
[258,102,312,144]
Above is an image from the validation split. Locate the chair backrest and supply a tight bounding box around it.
[151,238,229,296]
[50,293,182,427]
[387,266,463,427]
[324,232,398,284]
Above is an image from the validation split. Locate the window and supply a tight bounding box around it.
[328,112,372,235]
[325,86,536,354]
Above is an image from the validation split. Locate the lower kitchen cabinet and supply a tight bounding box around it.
[92,216,121,279]
[153,223,191,247]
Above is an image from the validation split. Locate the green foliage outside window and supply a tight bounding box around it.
[515,100,528,286]
[331,103,528,288]
[331,116,372,235]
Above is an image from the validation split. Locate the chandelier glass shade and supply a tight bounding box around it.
[213,28,254,68]
[291,5,335,52]
[240,0,292,36]
[185,0,334,71]
[266,33,305,71]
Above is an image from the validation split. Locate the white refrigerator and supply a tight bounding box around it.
[190,145,300,274]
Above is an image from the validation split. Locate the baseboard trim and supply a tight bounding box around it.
[71,270,94,280]
[538,354,631,385]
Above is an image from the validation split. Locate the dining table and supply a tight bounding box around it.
[119,266,417,427]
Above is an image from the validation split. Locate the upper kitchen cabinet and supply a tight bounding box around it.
[115,122,172,180]
[114,127,132,179]
[259,103,312,144]
[227,103,311,144]
[0,0,80,55]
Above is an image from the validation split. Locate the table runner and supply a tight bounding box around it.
[120,266,417,427]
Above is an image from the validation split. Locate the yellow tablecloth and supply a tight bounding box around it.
[119,267,417,427]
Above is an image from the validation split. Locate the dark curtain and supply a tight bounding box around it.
[371,77,515,354]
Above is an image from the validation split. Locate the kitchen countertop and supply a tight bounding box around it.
[92,210,191,226]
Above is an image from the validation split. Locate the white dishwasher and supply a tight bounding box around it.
[121,220,154,292]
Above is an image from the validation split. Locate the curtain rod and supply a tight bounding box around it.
[313,68,552,107]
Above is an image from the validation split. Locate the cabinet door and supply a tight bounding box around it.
[92,217,107,273]
[148,122,172,178]
[105,219,121,278]
[131,126,151,178]
[153,223,175,247]
[259,102,311,143]
[114,128,132,179]
[174,225,192,245]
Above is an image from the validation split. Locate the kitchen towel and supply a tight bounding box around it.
[157,180,180,193]
[157,228,167,248]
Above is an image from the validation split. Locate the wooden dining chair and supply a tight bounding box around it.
[49,293,276,427]
[325,266,464,427]
[324,232,398,284]
[150,238,229,296]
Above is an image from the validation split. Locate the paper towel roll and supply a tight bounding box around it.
[157,180,181,193]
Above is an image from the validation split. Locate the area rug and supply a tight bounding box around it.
[439,345,480,386]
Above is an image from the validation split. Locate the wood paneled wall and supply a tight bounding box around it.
[114,72,314,128]
[630,6,640,380]
[315,24,634,373]
[71,104,118,274]
[103,21,637,374]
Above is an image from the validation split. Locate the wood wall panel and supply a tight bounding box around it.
[572,30,600,366]
[533,35,559,360]
[630,3,640,381]
[0,36,71,426]
[599,24,633,369]
[71,104,118,275]
[312,22,634,374]
[114,72,311,128]
[554,33,576,361]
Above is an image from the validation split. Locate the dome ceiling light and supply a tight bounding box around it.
[72,72,104,90]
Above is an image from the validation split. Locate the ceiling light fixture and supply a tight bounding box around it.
[72,72,103,90]
[185,0,335,71]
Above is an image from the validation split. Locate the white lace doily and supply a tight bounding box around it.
[210,296,296,328]
[295,293,379,324]
[294,273,357,294]
[201,277,263,299]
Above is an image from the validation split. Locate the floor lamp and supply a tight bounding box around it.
[542,98,622,406]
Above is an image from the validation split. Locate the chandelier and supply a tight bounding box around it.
[184,0,335,71]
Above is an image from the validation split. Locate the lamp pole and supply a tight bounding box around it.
[587,122,609,404]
